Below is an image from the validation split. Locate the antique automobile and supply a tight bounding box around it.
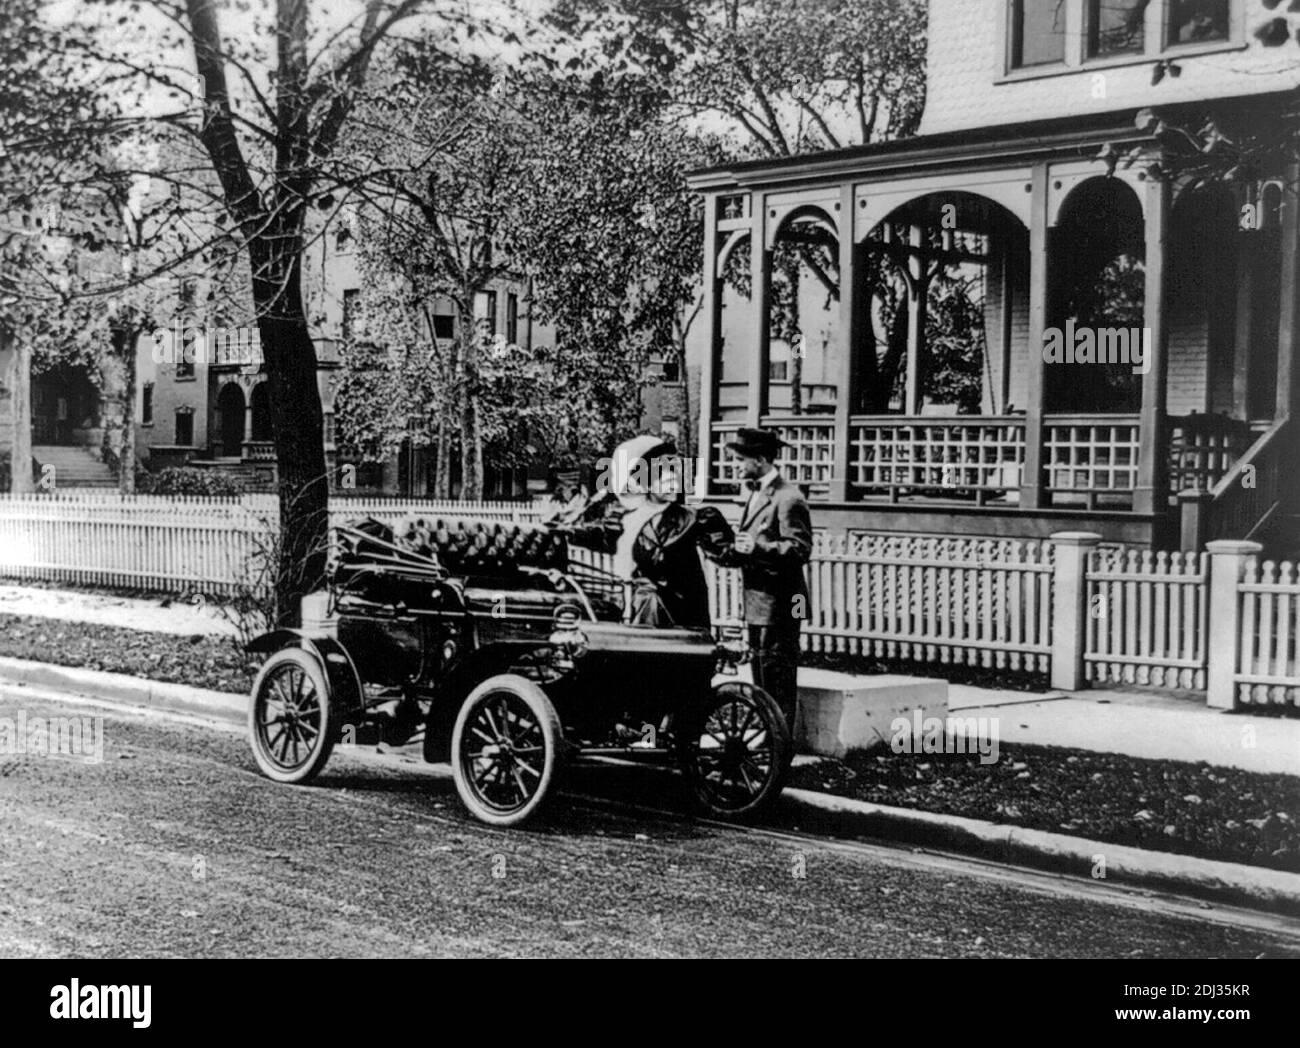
[244,514,792,827]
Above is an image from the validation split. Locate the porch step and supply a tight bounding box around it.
[31,446,118,489]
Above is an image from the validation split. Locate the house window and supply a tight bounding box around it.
[1010,0,1068,67]
[769,359,788,382]
[334,224,352,252]
[662,356,681,382]
[475,291,498,336]
[506,293,519,345]
[342,289,362,342]
[1167,0,1228,44]
[1088,0,1147,58]
[141,382,153,426]
[432,313,455,340]
[176,329,196,379]
[175,409,193,446]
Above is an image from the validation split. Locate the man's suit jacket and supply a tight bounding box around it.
[730,473,812,626]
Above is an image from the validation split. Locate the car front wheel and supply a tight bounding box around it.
[451,674,562,827]
[679,681,792,822]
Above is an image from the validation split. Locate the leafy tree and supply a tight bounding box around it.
[547,0,928,158]
[38,0,524,619]
[336,57,717,483]
[504,81,721,463]
[335,56,542,497]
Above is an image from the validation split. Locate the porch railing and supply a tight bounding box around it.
[848,416,1025,504]
[708,412,1252,511]
[1205,416,1291,542]
[1042,415,1140,509]
[1168,413,1254,493]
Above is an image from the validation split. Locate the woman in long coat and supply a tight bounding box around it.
[550,436,732,629]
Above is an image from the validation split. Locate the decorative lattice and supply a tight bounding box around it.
[1167,414,1251,493]
[1044,419,1140,495]
[848,418,1024,499]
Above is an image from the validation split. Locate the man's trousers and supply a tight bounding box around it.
[748,619,801,733]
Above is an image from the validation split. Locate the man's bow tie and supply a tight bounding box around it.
[744,480,762,493]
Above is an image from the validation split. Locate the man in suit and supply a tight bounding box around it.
[723,427,812,732]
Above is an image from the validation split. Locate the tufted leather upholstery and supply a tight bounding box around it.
[392,516,570,575]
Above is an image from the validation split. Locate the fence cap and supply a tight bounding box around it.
[1048,531,1103,546]
[1205,539,1264,555]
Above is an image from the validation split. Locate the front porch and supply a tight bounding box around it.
[689,101,1300,550]
[707,410,1263,544]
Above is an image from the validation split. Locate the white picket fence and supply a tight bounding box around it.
[797,535,1053,672]
[0,493,547,596]
[1085,549,1208,691]
[1236,558,1300,707]
[0,493,1296,708]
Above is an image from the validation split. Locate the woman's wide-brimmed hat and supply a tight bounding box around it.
[607,434,677,498]
[726,427,788,459]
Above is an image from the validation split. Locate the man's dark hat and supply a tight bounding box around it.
[726,427,788,458]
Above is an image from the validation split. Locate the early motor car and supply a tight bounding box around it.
[244,515,792,826]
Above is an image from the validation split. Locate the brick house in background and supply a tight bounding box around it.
[687,0,1300,554]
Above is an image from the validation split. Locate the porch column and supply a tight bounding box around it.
[831,183,857,501]
[243,390,254,444]
[1134,174,1171,516]
[748,197,771,427]
[1020,162,1050,510]
[1275,158,1300,420]
[1232,230,1254,418]
[695,193,720,501]
[903,225,926,416]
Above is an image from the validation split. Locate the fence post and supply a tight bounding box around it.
[1205,539,1262,710]
[1049,531,1101,691]
[1178,488,1211,552]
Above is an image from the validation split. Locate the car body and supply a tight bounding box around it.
[245,515,791,826]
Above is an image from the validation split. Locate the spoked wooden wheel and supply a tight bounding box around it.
[451,674,562,827]
[680,682,792,821]
[248,648,335,784]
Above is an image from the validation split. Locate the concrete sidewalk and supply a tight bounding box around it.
[948,682,1300,776]
[737,666,1300,777]
[0,584,235,637]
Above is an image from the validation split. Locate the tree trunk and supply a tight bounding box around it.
[458,326,483,500]
[433,416,450,498]
[250,217,329,627]
[10,336,34,494]
[118,327,137,494]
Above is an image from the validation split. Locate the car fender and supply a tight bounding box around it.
[422,641,560,764]
[246,630,365,722]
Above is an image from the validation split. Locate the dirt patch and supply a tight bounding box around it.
[791,742,1300,872]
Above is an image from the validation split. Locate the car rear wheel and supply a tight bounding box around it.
[679,681,792,822]
[451,674,562,827]
[248,648,335,784]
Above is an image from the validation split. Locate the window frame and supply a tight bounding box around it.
[475,290,499,337]
[174,408,194,447]
[505,292,519,345]
[1163,0,1233,50]
[1084,0,1148,61]
[1008,0,1070,71]
[141,382,154,427]
[999,0,1243,80]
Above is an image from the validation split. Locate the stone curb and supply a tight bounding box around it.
[3,656,1298,916]
[779,787,1300,917]
[0,657,246,725]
